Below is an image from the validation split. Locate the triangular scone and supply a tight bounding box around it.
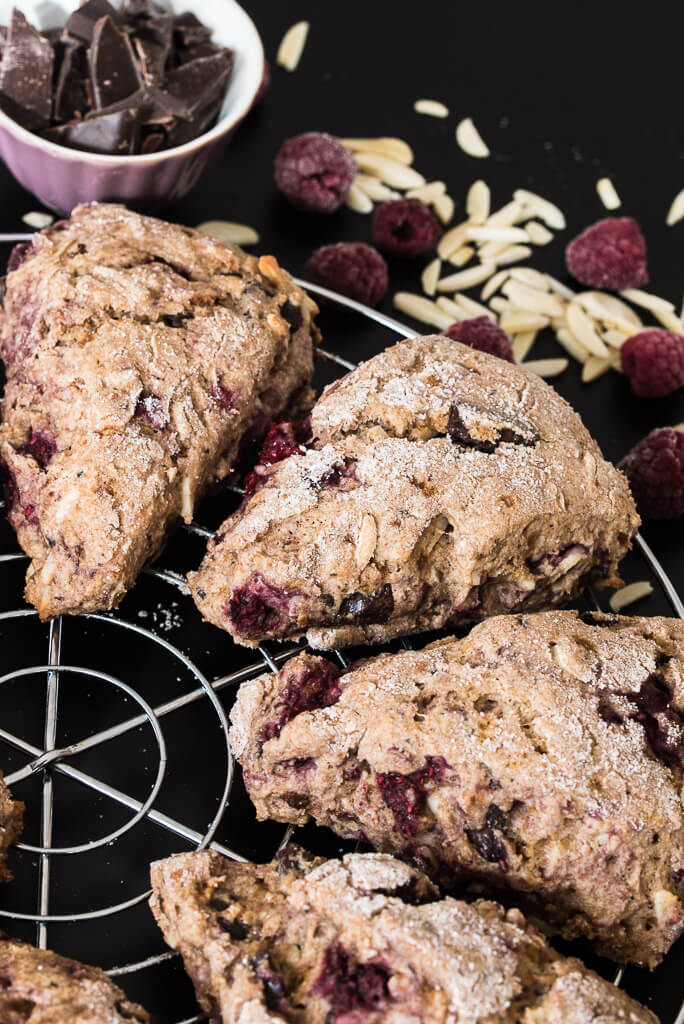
[0,204,317,618]
[0,937,150,1022]
[190,334,639,648]
[150,847,657,1023]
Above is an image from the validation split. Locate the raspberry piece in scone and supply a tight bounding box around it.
[0,203,318,618]
[150,847,657,1023]
[189,334,639,648]
[230,609,684,966]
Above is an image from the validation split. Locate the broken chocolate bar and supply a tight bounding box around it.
[0,9,53,129]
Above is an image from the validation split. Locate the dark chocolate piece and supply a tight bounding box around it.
[173,12,212,49]
[88,15,141,109]
[64,0,119,44]
[53,42,90,122]
[0,9,53,127]
[44,106,139,154]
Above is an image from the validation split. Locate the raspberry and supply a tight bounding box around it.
[620,329,684,398]
[313,943,390,1018]
[376,757,449,836]
[444,316,514,362]
[274,132,357,213]
[18,431,56,469]
[619,427,684,519]
[305,242,388,307]
[565,217,648,290]
[372,198,441,258]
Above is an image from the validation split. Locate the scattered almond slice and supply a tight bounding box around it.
[393,292,454,329]
[521,358,568,378]
[455,294,496,320]
[466,225,530,243]
[666,188,684,227]
[489,296,513,314]
[455,117,490,158]
[508,267,552,291]
[565,302,610,358]
[276,21,309,71]
[448,245,475,267]
[544,275,576,301]
[196,220,260,245]
[596,177,621,210]
[582,354,614,383]
[555,328,589,364]
[436,296,467,320]
[512,330,537,363]
[487,200,525,227]
[481,268,510,301]
[675,422,684,431]
[478,239,511,261]
[466,180,491,224]
[500,311,550,333]
[421,258,442,297]
[609,580,653,612]
[406,181,447,202]
[344,182,374,214]
[22,211,54,229]
[414,99,449,118]
[513,188,566,230]
[575,291,642,327]
[653,308,684,333]
[503,280,565,318]
[437,261,497,292]
[620,288,675,315]
[524,220,554,245]
[354,152,425,189]
[434,193,455,225]
[353,173,399,201]
[601,329,630,349]
[490,245,532,266]
[437,221,470,259]
[342,137,413,164]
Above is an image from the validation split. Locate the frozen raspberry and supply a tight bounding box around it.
[619,427,684,519]
[444,316,514,362]
[376,756,449,836]
[18,431,56,469]
[620,329,684,398]
[274,132,357,213]
[305,242,388,307]
[565,217,648,290]
[372,198,441,258]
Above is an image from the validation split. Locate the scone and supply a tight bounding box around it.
[230,610,684,966]
[190,334,638,648]
[0,936,150,1022]
[150,847,656,1023]
[0,203,318,618]
[0,771,23,882]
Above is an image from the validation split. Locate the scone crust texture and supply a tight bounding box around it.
[0,203,317,618]
[230,610,684,966]
[150,847,656,1024]
[0,771,22,882]
[0,936,150,1022]
[190,334,638,648]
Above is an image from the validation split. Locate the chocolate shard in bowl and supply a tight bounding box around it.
[88,14,142,109]
[132,15,173,85]
[172,11,213,49]
[44,105,140,154]
[0,9,53,128]
[53,41,91,123]
[64,0,120,44]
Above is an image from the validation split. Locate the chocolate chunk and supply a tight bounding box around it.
[0,9,54,128]
[338,584,394,624]
[53,42,91,122]
[44,106,140,154]
[164,49,233,116]
[88,15,142,109]
[172,12,212,49]
[65,0,120,44]
[131,11,173,85]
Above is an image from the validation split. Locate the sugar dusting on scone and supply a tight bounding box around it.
[0,203,318,619]
[150,846,657,1022]
[190,334,639,648]
[229,609,684,967]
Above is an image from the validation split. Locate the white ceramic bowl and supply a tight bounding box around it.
[0,0,264,213]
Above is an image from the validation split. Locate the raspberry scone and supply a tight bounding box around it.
[189,334,638,648]
[230,610,684,966]
[0,203,317,619]
[0,936,150,1022]
[150,847,656,1023]
[0,771,23,882]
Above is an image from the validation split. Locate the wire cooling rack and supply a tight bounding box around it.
[0,281,682,1023]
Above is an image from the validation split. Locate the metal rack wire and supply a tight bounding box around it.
[0,282,681,1023]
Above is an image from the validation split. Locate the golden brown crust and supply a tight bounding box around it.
[0,771,23,883]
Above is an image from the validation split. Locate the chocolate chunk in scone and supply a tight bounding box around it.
[0,204,318,619]
[150,847,657,1023]
[190,334,639,649]
[229,610,684,967]
[0,936,150,1022]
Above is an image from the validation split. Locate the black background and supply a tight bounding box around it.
[0,2,683,1022]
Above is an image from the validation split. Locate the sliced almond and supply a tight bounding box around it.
[653,890,680,928]
[436,261,496,292]
[601,328,630,349]
[575,290,642,327]
[620,288,675,315]
[466,225,529,243]
[276,21,309,71]
[448,244,475,268]
[555,327,589,364]
[491,244,532,266]
[503,280,565,317]
[433,193,455,225]
[508,267,552,291]
[513,188,566,229]
[582,354,615,383]
[22,210,54,229]
[566,302,610,358]
[456,117,490,158]
[466,180,491,224]
[512,330,537,363]
[609,580,653,612]
[356,513,377,568]
[455,294,496,320]
[500,311,550,333]
[666,188,684,227]
[180,477,194,521]
[354,152,425,189]
[524,220,554,245]
[436,296,467,320]
[596,177,621,210]
[437,221,470,259]
[520,358,568,378]
[487,199,525,227]
[422,257,442,297]
[406,180,447,202]
[393,292,454,329]
[481,268,510,301]
[344,182,374,214]
[354,173,399,201]
[544,275,576,301]
[197,220,260,246]
[342,137,413,164]
[414,99,449,118]
[654,308,684,333]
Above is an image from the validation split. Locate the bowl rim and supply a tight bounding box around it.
[0,0,265,166]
